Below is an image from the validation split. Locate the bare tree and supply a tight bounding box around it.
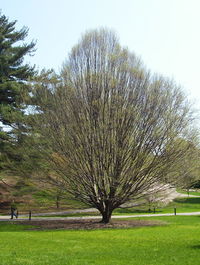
[33,29,196,223]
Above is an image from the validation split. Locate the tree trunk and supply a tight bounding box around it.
[100,211,112,223]
[100,205,113,224]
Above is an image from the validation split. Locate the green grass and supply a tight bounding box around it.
[0,216,200,264]
[0,223,34,232]
[177,189,200,196]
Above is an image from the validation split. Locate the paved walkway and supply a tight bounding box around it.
[0,211,200,221]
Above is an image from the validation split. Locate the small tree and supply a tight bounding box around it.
[33,29,196,223]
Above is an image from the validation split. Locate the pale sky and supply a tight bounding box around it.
[1,0,200,111]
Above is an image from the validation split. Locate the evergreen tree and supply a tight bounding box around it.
[0,12,36,176]
[0,12,35,127]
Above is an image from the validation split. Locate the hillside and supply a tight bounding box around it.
[0,175,87,214]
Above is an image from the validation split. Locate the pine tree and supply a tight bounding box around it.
[0,12,35,128]
[0,12,36,176]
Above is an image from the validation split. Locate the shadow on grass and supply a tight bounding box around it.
[174,197,200,204]
[190,245,200,249]
[0,222,34,232]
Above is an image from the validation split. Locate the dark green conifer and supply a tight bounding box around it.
[0,12,36,174]
[0,12,35,127]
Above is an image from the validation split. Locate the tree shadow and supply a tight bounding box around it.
[190,245,200,249]
[0,221,34,232]
[174,197,200,204]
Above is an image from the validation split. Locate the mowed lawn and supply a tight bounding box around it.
[0,216,200,265]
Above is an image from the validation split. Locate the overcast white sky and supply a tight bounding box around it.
[1,0,200,111]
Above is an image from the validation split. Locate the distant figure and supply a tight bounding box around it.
[10,201,18,219]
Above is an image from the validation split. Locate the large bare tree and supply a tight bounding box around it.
[33,29,196,223]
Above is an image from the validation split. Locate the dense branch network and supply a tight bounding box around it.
[33,29,196,223]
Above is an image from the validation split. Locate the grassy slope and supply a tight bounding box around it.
[0,216,200,265]
[0,175,88,214]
